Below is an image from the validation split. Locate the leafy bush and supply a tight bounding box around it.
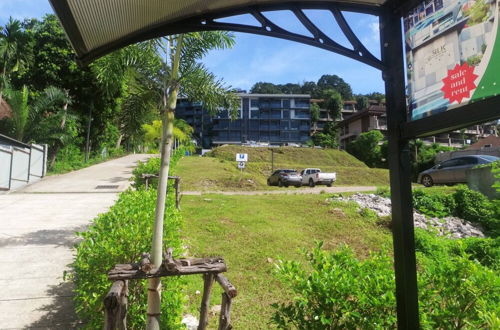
[272,242,397,329]
[412,189,456,218]
[272,242,500,329]
[50,144,125,174]
[453,185,498,234]
[72,189,184,329]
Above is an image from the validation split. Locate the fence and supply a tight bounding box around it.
[0,134,47,191]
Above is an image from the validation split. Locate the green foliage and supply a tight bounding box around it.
[375,186,390,198]
[321,89,343,120]
[72,189,184,329]
[453,185,497,234]
[410,140,454,181]
[131,148,186,189]
[317,74,353,100]
[355,95,369,110]
[412,189,456,218]
[4,85,29,140]
[311,122,339,148]
[347,130,385,168]
[309,102,320,123]
[273,242,397,329]
[49,144,125,174]
[273,241,500,329]
[464,0,490,25]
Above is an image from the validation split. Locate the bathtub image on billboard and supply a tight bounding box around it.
[404,0,500,120]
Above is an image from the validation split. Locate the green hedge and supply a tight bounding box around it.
[131,147,186,189]
[272,241,500,329]
[73,150,186,329]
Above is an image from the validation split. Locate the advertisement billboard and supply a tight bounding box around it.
[404,0,500,120]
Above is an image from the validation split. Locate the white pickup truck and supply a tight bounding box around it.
[300,168,336,187]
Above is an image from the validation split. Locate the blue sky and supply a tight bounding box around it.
[0,1,385,95]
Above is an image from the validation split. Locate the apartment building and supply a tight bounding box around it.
[336,104,497,150]
[175,93,311,147]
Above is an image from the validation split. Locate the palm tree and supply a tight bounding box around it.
[0,17,28,92]
[92,42,162,149]
[147,32,239,329]
[4,85,29,140]
[26,86,73,167]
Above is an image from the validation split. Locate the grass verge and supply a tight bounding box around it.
[180,193,391,328]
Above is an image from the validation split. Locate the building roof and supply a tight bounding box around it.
[336,104,386,126]
[466,135,500,150]
[0,98,12,120]
[47,0,409,64]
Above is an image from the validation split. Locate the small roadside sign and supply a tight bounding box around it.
[237,161,246,169]
[236,153,248,162]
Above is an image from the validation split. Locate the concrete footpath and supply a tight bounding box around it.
[0,154,150,329]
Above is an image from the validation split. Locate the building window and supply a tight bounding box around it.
[294,99,309,108]
[250,99,259,108]
[282,99,290,108]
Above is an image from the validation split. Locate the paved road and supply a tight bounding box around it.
[0,154,150,329]
[182,186,377,196]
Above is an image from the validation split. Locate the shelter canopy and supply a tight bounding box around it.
[50,0,394,64]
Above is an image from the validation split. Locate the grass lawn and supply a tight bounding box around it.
[180,193,392,328]
[173,157,389,191]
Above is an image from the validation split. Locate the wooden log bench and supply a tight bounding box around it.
[104,248,237,330]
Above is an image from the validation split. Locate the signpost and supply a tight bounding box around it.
[236,154,248,172]
[235,153,248,162]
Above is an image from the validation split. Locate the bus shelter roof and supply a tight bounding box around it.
[48,0,407,64]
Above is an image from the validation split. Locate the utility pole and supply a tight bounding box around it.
[271,148,274,172]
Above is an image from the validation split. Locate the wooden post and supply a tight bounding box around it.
[198,273,215,330]
[104,280,128,330]
[218,293,233,330]
[215,274,237,298]
[174,177,181,210]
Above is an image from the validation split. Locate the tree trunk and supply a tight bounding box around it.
[115,134,124,150]
[146,34,184,330]
[49,102,68,169]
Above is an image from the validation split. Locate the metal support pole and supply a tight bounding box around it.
[380,5,420,329]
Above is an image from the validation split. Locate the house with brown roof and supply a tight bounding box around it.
[466,135,500,150]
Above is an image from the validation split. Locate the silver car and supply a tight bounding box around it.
[418,155,499,187]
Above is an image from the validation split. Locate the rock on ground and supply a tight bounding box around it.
[331,193,485,238]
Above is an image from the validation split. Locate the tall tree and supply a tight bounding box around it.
[250,82,282,94]
[356,95,369,110]
[301,81,318,96]
[147,32,239,329]
[321,89,343,120]
[347,130,385,167]
[317,74,353,100]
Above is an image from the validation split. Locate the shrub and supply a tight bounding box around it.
[412,189,455,218]
[453,185,497,234]
[72,189,184,328]
[131,147,186,189]
[272,242,397,329]
[272,242,500,329]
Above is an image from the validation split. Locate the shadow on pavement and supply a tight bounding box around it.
[0,225,88,248]
[25,280,82,329]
